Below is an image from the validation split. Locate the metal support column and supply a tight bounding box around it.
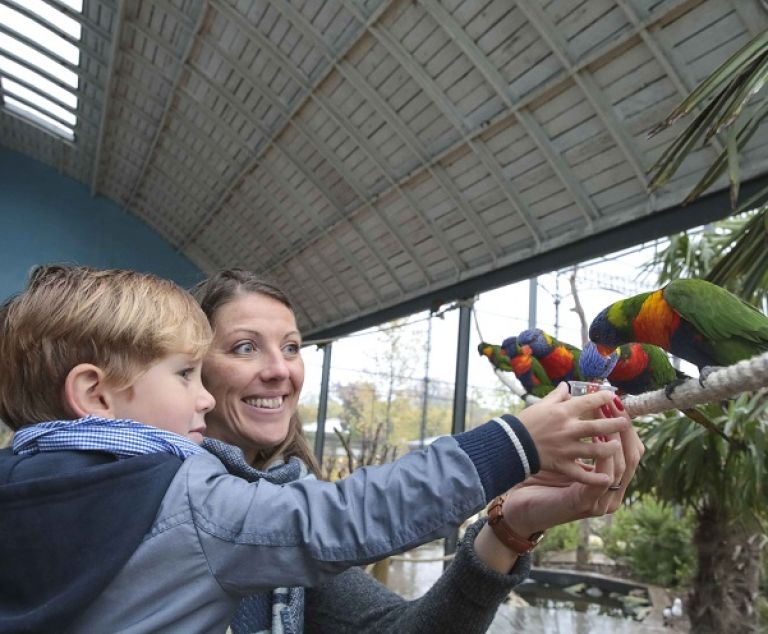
[444,299,473,567]
[314,342,333,467]
[528,277,538,329]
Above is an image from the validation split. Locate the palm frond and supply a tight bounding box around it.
[648,28,768,135]
[682,97,768,203]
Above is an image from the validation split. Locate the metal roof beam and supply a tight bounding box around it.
[182,62,405,298]
[517,2,648,187]
[122,3,208,215]
[615,0,725,154]
[306,172,768,341]
[255,0,466,273]
[257,168,382,305]
[344,0,560,237]
[199,23,465,275]
[314,0,700,232]
[200,0,412,291]
[230,180,363,312]
[90,0,124,195]
[174,89,388,306]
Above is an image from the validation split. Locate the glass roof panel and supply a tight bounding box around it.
[0,0,82,141]
[0,54,77,108]
[4,95,74,140]
[2,78,76,126]
[0,5,80,65]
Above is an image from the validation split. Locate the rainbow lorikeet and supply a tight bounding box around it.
[586,342,688,395]
[518,328,584,383]
[589,279,768,371]
[477,341,553,398]
[586,341,731,441]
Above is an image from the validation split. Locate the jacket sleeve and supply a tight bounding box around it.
[191,418,537,593]
[303,519,530,634]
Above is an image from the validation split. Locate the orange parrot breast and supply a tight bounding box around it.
[631,290,680,351]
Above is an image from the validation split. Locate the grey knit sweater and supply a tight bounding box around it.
[305,519,530,633]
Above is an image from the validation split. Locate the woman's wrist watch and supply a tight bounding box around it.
[487,494,545,555]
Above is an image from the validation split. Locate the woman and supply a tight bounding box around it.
[192,269,643,633]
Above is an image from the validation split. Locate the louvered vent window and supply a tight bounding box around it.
[0,0,82,141]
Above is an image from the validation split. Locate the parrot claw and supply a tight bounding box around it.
[664,377,689,400]
[698,365,721,387]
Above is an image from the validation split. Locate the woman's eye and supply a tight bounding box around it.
[233,342,255,354]
[284,343,300,355]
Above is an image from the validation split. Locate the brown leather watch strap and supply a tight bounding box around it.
[487,495,544,555]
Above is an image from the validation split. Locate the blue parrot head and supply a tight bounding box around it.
[579,342,619,381]
[588,308,624,347]
[518,328,551,357]
[500,336,518,357]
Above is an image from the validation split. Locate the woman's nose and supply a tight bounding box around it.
[260,349,290,381]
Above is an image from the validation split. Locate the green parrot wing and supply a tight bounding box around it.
[664,280,768,347]
[530,356,553,386]
[642,344,679,386]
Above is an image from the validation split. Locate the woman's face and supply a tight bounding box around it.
[202,292,304,461]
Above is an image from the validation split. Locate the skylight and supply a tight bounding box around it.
[0,0,84,142]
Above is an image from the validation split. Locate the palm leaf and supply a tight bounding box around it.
[648,85,737,190]
[707,51,768,139]
[682,97,768,203]
[648,28,768,135]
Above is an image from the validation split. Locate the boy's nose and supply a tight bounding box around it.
[199,387,216,413]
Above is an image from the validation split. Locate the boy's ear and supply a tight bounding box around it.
[63,363,117,418]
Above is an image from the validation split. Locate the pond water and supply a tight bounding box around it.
[387,541,667,634]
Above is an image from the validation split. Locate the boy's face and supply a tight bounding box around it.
[111,353,215,443]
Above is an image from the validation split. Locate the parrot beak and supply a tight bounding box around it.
[596,344,616,356]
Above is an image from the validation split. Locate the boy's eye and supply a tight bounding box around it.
[233,342,254,354]
[179,367,194,380]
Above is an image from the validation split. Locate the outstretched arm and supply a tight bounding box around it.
[305,397,643,633]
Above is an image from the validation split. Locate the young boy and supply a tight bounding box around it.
[0,265,626,632]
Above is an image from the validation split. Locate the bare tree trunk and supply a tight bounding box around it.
[334,428,355,475]
[569,267,588,346]
[689,505,763,633]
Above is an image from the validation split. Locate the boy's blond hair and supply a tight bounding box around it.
[0,265,212,430]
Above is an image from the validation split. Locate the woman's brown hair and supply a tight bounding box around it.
[190,269,321,476]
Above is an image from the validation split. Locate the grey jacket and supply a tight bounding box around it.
[69,436,491,633]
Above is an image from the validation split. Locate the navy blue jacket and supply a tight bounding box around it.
[0,449,181,633]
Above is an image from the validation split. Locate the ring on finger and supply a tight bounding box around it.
[608,479,622,491]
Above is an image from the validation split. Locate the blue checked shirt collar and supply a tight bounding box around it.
[12,415,205,460]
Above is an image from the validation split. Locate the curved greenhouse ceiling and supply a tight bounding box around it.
[2,0,768,338]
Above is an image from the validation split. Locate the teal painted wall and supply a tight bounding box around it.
[0,147,202,300]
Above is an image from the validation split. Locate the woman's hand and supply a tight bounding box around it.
[516,382,630,486]
[474,399,644,573]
